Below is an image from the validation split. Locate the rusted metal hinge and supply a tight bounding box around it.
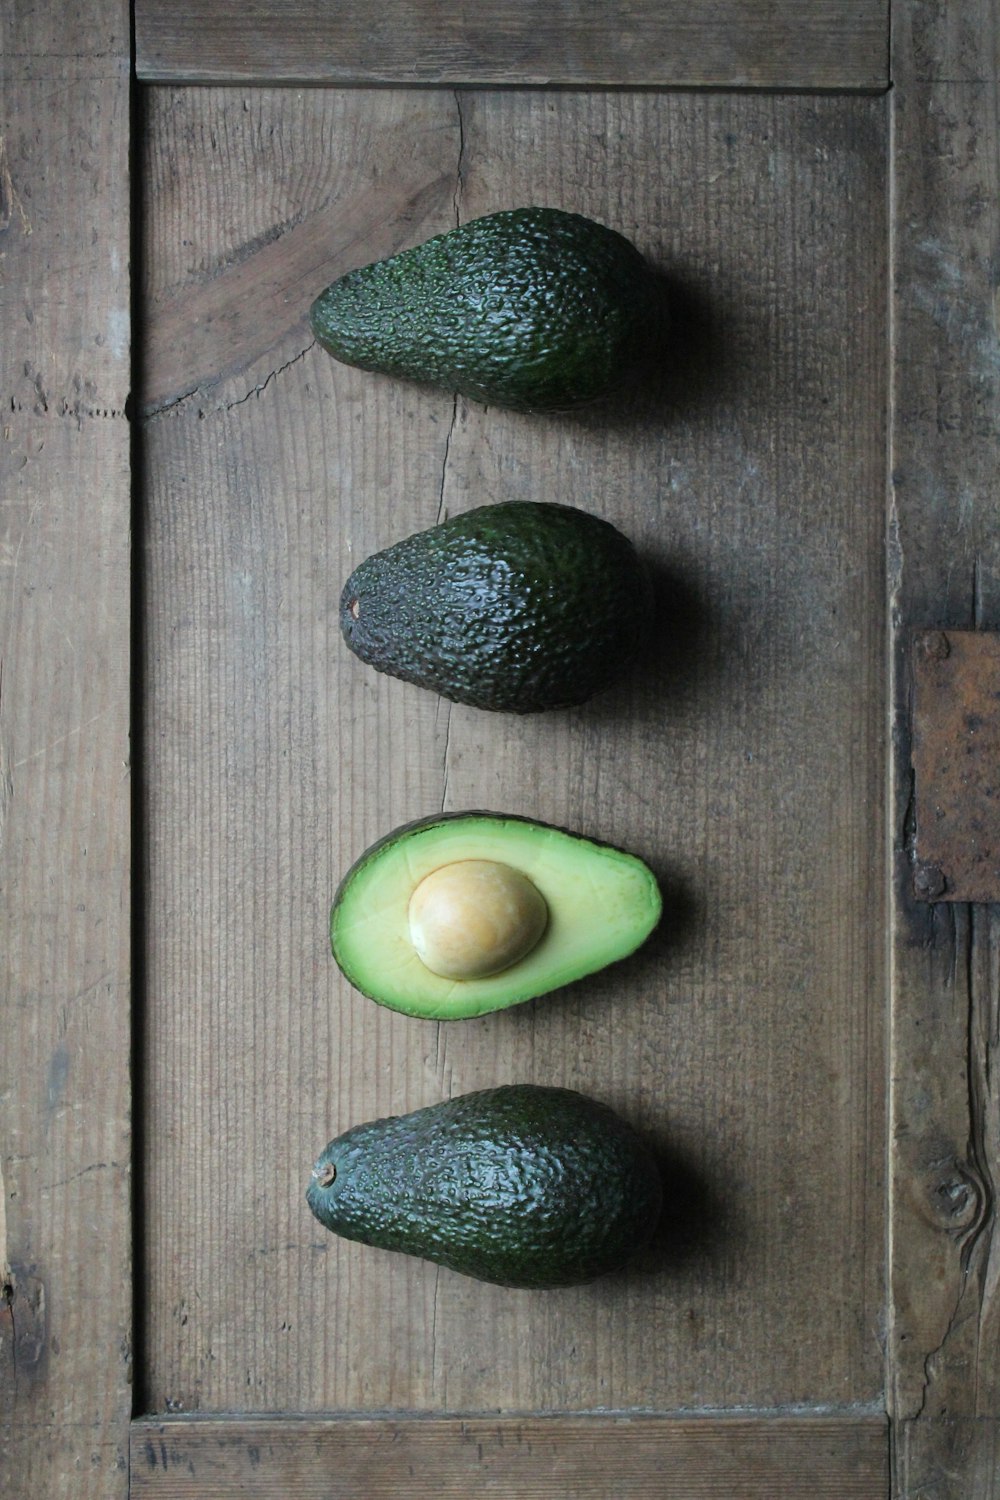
[911,629,1000,902]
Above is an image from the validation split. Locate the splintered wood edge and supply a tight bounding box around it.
[133,0,890,90]
[130,1415,889,1497]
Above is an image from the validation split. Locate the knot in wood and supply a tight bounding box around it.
[926,1160,983,1236]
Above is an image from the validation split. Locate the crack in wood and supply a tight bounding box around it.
[439,697,453,816]
[217,340,317,415]
[963,908,998,1276]
[453,91,466,226]
[142,340,316,420]
[904,904,1000,1433]
[0,1155,10,1304]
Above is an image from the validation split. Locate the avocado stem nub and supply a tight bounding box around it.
[314,1162,337,1188]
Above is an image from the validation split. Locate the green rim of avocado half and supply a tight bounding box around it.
[330,811,662,1020]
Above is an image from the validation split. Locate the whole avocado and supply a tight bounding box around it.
[306,1085,663,1289]
[310,207,666,412]
[340,501,653,713]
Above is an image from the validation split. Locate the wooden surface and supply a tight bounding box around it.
[889,0,1000,1494]
[134,0,889,91]
[130,1415,889,1498]
[0,1,133,1497]
[139,87,887,1417]
[6,1,1000,1493]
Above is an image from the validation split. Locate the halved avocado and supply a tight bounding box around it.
[330,812,662,1019]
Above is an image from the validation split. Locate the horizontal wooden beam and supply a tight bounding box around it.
[134,0,889,90]
[131,1415,888,1498]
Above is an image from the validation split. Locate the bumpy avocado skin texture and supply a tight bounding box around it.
[309,207,664,412]
[306,1085,663,1289]
[340,501,652,713]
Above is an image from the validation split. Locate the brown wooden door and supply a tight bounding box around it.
[2,2,998,1495]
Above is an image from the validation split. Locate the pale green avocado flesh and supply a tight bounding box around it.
[330,813,662,1019]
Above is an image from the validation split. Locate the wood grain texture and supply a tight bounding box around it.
[129,1415,889,1498]
[140,94,458,414]
[133,0,890,91]
[0,0,132,1496]
[889,1,1000,1494]
[139,87,887,1417]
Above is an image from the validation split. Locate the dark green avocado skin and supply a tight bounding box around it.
[306,1085,663,1289]
[340,501,653,713]
[309,207,665,412]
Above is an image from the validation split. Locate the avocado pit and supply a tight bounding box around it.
[407,859,548,981]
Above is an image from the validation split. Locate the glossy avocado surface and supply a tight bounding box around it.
[306,1085,663,1288]
[310,206,665,412]
[330,811,662,1020]
[340,501,653,714]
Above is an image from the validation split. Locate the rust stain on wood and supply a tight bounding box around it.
[912,630,1000,902]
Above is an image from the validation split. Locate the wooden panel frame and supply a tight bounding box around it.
[137,81,887,1423]
[0,0,133,1498]
[134,0,890,92]
[888,0,1000,1494]
[129,1416,888,1498]
[4,0,1000,1494]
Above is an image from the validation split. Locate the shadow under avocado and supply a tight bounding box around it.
[625,1131,732,1280]
[644,1139,730,1275]
[599,855,701,980]
[575,555,722,727]
[553,267,729,433]
[636,269,730,423]
[507,859,700,1031]
[641,556,720,699]
[640,859,702,966]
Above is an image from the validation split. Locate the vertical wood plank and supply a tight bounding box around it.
[0,1,132,1496]
[138,87,462,1419]
[889,0,1000,1494]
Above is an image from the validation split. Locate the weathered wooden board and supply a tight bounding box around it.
[139,86,887,1416]
[8,0,1000,1491]
[130,1415,889,1498]
[0,1,133,1497]
[134,0,890,91]
[889,0,1000,1495]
